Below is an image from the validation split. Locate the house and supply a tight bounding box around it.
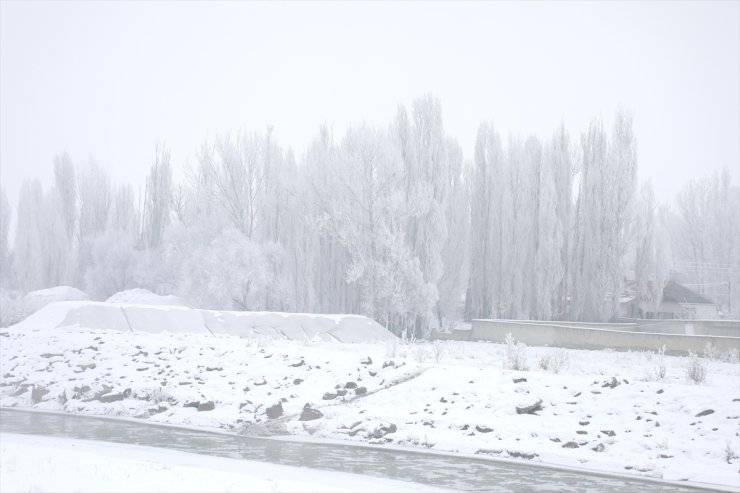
[619,278,720,320]
[652,280,720,319]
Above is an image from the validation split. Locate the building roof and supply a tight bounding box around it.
[662,281,714,305]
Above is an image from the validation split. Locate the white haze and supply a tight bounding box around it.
[1,1,739,213]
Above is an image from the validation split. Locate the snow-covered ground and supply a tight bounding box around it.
[1,321,739,489]
[0,433,447,492]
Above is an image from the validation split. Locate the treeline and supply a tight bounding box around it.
[0,95,738,332]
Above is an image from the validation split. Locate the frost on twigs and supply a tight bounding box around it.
[504,333,529,371]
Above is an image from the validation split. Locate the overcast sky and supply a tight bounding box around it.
[1,1,738,215]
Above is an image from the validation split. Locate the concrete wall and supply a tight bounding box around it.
[466,319,740,355]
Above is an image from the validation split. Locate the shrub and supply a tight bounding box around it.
[505,333,529,371]
[686,352,707,384]
[539,349,569,374]
[652,344,667,381]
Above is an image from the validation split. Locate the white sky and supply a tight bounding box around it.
[1,1,739,214]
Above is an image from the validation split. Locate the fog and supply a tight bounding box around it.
[1,2,739,491]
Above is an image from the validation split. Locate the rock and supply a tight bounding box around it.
[562,441,579,449]
[440,397,448,403]
[238,401,252,410]
[197,401,215,412]
[254,378,267,386]
[293,379,303,385]
[290,360,305,367]
[322,392,337,400]
[344,381,357,389]
[99,392,126,403]
[266,402,283,419]
[355,386,367,395]
[205,366,223,372]
[184,401,199,409]
[695,409,714,417]
[576,430,587,435]
[507,450,538,460]
[657,389,664,394]
[516,399,543,415]
[476,425,493,433]
[460,424,469,431]
[299,404,323,421]
[336,389,348,397]
[40,353,64,359]
[368,370,377,377]
[383,361,395,368]
[602,377,620,389]
[360,357,372,365]
[579,420,590,426]
[11,384,30,397]
[600,430,616,437]
[592,443,605,452]
[31,385,49,404]
[513,378,527,383]
[550,438,561,442]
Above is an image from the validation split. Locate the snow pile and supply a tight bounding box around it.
[106,288,188,307]
[10,301,396,342]
[22,286,89,315]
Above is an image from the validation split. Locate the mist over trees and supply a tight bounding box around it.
[1,95,738,333]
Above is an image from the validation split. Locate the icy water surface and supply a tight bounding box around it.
[0,408,716,492]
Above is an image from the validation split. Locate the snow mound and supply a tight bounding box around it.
[10,301,396,342]
[22,286,89,315]
[105,289,188,307]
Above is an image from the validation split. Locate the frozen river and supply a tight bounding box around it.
[0,408,718,492]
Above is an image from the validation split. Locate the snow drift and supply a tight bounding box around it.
[9,301,396,342]
[22,286,89,315]
[105,289,188,307]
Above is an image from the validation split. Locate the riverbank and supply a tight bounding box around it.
[1,325,738,489]
[0,432,447,492]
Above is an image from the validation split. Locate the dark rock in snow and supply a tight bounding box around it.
[336,389,348,397]
[355,386,367,395]
[695,409,714,417]
[299,404,323,421]
[383,361,395,369]
[290,360,305,367]
[344,381,357,389]
[562,441,579,449]
[360,357,372,365]
[184,401,199,409]
[293,379,303,385]
[579,420,590,426]
[322,392,337,400]
[657,389,664,394]
[31,385,49,403]
[516,399,543,415]
[206,367,223,372]
[100,392,126,403]
[592,443,605,452]
[600,430,616,437]
[476,425,493,433]
[513,378,527,384]
[266,402,283,419]
[602,377,620,389]
[197,401,215,411]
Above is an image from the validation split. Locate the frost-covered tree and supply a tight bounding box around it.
[670,167,740,316]
[571,110,637,321]
[0,188,12,287]
[141,144,173,249]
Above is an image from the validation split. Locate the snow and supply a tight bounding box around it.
[22,286,89,314]
[0,433,446,492]
[106,288,189,307]
[9,301,397,342]
[1,322,738,489]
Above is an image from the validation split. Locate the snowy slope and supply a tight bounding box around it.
[1,325,738,488]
